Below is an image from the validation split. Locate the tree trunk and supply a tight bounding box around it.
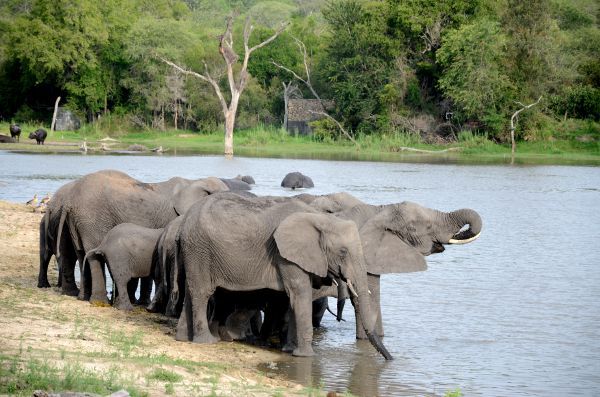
[174,100,178,130]
[224,93,240,156]
[50,96,61,131]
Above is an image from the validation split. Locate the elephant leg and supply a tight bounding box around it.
[280,265,314,357]
[312,297,328,328]
[88,257,109,304]
[78,254,92,301]
[176,285,193,341]
[60,248,79,296]
[137,276,153,306]
[189,285,218,344]
[113,277,134,311]
[37,251,52,288]
[282,308,297,353]
[127,278,139,304]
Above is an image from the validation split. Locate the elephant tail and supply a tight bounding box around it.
[43,209,50,252]
[166,232,182,317]
[55,208,67,259]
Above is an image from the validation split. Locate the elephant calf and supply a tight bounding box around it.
[83,223,163,310]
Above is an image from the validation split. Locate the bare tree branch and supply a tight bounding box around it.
[510,96,543,160]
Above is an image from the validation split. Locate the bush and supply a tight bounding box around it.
[310,118,339,143]
[549,85,600,120]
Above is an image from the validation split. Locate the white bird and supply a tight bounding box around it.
[41,193,51,205]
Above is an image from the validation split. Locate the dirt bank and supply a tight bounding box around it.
[0,201,308,396]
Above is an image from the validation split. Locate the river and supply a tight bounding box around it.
[1,150,599,396]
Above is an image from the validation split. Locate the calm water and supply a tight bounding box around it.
[1,151,599,396]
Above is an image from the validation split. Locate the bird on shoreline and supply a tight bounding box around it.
[26,194,38,207]
[41,193,51,205]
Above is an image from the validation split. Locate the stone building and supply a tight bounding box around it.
[286,99,334,135]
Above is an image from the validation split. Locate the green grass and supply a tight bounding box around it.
[146,368,183,383]
[0,355,145,397]
[1,121,598,165]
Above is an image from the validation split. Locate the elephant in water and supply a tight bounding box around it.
[313,201,482,338]
[281,171,314,189]
[83,223,163,310]
[175,193,392,359]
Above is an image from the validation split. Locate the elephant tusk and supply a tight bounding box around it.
[368,290,372,295]
[332,278,339,287]
[449,232,481,245]
[346,281,359,298]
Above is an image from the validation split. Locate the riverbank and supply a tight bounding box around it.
[1,122,598,165]
[0,201,312,396]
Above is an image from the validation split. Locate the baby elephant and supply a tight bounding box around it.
[9,124,21,142]
[29,128,47,145]
[83,223,163,310]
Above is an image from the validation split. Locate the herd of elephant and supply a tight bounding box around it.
[36,170,482,361]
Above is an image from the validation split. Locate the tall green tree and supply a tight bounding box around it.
[437,18,514,133]
[321,0,399,133]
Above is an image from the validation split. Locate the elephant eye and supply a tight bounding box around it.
[338,247,348,257]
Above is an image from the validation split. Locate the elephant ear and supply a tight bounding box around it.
[359,217,427,275]
[274,213,328,277]
[173,177,229,215]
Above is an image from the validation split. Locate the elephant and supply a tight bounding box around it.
[83,223,164,310]
[219,177,252,191]
[147,216,183,316]
[55,170,232,304]
[234,174,255,185]
[294,192,365,214]
[313,201,482,339]
[281,172,314,189]
[174,193,392,359]
[29,128,47,144]
[37,179,83,296]
[37,171,134,296]
[9,124,21,142]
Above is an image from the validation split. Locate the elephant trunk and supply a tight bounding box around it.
[348,280,393,360]
[447,209,482,244]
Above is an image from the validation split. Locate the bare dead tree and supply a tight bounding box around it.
[420,17,444,54]
[51,96,61,132]
[510,96,543,160]
[272,37,358,145]
[161,16,288,156]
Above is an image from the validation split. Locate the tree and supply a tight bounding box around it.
[437,18,514,133]
[162,16,287,155]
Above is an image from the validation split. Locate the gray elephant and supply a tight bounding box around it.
[175,194,392,359]
[54,170,231,304]
[313,201,482,338]
[9,124,21,142]
[235,174,255,185]
[219,177,252,191]
[294,192,365,213]
[29,128,47,144]
[281,172,314,189]
[83,223,163,310]
[147,216,183,316]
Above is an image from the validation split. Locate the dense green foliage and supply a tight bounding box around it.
[0,0,598,143]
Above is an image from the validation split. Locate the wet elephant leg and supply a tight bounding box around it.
[280,264,314,357]
[127,278,139,303]
[114,276,134,311]
[189,284,218,344]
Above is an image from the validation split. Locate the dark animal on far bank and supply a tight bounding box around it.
[29,128,47,145]
[9,124,21,142]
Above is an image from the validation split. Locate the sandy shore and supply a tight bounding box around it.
[0,201,309,396]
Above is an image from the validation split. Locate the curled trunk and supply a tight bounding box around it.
[448,209,482,244]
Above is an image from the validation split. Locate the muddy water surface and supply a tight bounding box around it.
[1,151,599,396]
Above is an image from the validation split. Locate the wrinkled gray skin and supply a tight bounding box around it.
[28,128,47,144]
[295,192,365,214]
[148,191,258,317]
[235,175,255,185]
[281,172,314,189]
[220,177,252,191]
[57,170,230,304]
[9,124,21,142]
[147,216,183,316]
[175,194,392,359]
[315,202,483,338]
[83,223,163,310]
